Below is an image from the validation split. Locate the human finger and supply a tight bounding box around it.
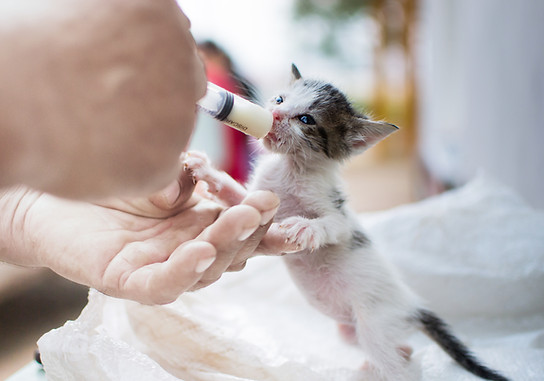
[256,223,301,255]
[120,241,216,305]
[190,204,261,289]
[241,190,280,225]
[224,191,280,270]
[146,161,197,211]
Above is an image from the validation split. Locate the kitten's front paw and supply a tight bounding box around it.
[279,216,324,251]
[182,151,223,193]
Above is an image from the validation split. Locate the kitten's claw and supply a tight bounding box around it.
[278,216,323,251]
[182,151,222,192]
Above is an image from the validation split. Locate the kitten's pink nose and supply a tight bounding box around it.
[272,111,283,121]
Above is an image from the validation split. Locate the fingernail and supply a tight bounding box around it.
[238,225,258,241]
[163,180,181,205]
[260,206,279,226]
[195,256,215,273]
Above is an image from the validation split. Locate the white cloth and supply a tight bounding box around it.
[38,176,544,380]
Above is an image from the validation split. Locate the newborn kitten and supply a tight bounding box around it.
[184,65,509,381]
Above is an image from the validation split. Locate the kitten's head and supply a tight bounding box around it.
[263,64,398,161]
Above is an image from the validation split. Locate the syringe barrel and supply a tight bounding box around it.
[197,82,273,139]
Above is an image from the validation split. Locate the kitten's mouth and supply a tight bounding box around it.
[264,120,285,151]
[263,129,283,152]
[265,130,278,142]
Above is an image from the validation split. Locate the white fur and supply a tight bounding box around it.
[248,152,421,381]
[184,148,422,380]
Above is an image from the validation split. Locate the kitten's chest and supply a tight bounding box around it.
[274,182,320,220]
[249,156,332,220]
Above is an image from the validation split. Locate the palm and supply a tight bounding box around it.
[22,184,290,304]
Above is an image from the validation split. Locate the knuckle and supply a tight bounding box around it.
[195,275,222,289]
[228,261,247,272]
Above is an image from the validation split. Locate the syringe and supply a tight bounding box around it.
[197,82,273,139]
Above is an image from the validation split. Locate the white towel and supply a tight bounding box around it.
[38,176,544,381]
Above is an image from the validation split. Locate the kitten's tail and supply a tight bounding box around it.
[415,309,509,381]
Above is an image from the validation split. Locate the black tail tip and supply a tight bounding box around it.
[416,309,510,381]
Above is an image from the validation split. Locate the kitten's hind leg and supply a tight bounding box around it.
[354,313,414,381]
[182,151,248,205]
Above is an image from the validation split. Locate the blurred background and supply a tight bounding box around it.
[2,0,543,378]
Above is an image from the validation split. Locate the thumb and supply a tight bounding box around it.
[148,160,196,210]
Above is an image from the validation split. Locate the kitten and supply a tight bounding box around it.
[184,65,509,381]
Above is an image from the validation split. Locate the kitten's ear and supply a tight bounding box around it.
[291,63,302,83]
[349,118,399,151]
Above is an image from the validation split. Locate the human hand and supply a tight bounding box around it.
[0,163,293,304]
[0,0,205,199]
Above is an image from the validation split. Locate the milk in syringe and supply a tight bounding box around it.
[197,82,273,139]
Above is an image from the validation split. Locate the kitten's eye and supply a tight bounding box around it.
[297,114,316,125]
[275,96,284,104]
